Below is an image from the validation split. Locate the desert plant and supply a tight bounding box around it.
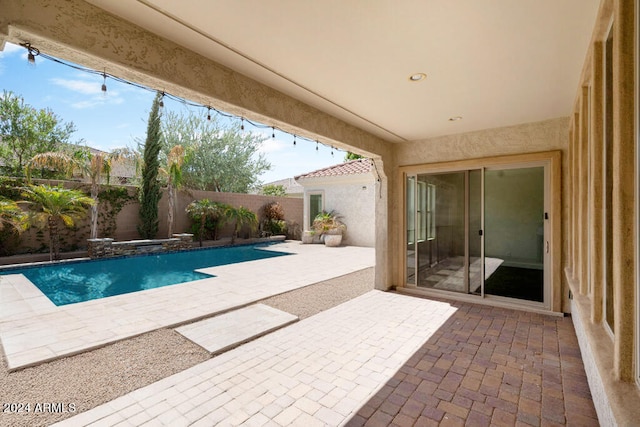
[260,201,287,236]
[312,210,346,235]
[225,206,258,243]
[186,199,229,246]
[0,197,28,234]
[21,184,94,261]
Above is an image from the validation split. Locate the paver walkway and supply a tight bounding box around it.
[175,304,298,355]
[0,242,374,370]
[52,291,598,426]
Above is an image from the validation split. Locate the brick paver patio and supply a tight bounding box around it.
[346,296,598,427]
[52,291,598,426]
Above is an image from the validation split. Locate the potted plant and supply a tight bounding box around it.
[312,210,346,247]
[301,230,316,244]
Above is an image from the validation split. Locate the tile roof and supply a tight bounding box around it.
[295,158,372,180]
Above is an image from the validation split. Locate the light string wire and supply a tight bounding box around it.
[19,42,342,156]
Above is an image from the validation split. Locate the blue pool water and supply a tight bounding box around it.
[0,244,289,306]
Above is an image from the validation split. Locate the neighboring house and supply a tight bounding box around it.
[257,177,304,198]
[295,158,376,247]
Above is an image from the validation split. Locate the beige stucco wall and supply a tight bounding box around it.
[299,174,376,248]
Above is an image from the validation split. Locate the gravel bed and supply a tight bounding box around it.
[0,267,374,427]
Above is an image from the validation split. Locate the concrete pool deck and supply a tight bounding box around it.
[0,242,374,371]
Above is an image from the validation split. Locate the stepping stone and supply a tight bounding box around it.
[175,304,298,354]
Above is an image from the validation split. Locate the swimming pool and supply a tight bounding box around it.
[0,244,289,306]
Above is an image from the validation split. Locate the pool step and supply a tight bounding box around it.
[174,304,298,355]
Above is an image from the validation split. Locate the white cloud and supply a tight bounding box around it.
[258,138,288,154]
[50,77,104,95]
[70,96,124,109]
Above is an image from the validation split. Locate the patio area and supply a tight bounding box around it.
[45,291,597,426]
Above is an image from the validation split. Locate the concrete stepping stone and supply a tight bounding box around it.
[174,304,298,354]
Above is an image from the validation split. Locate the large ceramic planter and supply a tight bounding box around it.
[323,230,343,247]
[301,231,315,244]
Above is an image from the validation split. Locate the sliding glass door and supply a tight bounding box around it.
[405,164,547,306]
[484,166,545,302]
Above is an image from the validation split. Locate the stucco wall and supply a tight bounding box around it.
[301,176,376,247]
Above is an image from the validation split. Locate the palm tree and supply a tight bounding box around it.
[0,197,28,233]
[160,145,185,237]
[225,206,258,244]
[185,199,228,247]
[25,149,134,239]
[22,184,94,261]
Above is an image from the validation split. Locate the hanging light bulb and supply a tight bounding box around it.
[293,135,297,147]
[20,42,39,67]
[159,92,165,108]
[331,146,334,156]
[272,127,275,139]
[316,141,319,152]
[101,72,107,95]
[207,107,211,121]
[241,118,245,131]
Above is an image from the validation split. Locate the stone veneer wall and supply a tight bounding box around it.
[87,234,193,259]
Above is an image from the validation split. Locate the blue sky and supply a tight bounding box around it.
[0,42,344,183]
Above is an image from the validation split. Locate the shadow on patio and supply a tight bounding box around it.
[346,295,598,427]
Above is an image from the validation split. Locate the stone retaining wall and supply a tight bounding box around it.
[87,234,194,259]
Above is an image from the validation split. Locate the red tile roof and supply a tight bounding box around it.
[295,159,372,180]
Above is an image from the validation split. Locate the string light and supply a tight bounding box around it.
[240,117,245,131]
[331,146,334,156]
[16,41,345,157]
[20,42,39,66]
[101,71,107,94]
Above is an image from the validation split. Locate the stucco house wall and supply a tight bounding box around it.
[298,173,376,247]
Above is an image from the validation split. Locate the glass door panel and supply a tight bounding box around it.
[483,167,545,302]
[414,172,468,293]
[469,170,483,295]
[406,175,416,285]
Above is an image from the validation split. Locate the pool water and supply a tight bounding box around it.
[0,244,289,306]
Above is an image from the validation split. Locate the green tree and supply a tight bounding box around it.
[0,197,27,233]
[344,152,364,161]
[25,148,134,239]
[185,199,228,247]
[160,112,270,193]
[225,205,257,243]
[138,92,163,238]
[0,91,76,176]
[22,184,94,261]
[260,184,286,197]
[160,145,185,237]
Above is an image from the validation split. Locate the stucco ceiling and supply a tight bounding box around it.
[85,0,600,143]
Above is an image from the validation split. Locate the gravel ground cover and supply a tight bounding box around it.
[0,267,374,427]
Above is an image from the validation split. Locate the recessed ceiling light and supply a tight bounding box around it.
[408,73,426,82]
[448,116,463,121]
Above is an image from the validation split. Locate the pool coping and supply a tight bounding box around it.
[0,242,375,371]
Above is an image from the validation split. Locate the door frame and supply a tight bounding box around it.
[398,151,562,313]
